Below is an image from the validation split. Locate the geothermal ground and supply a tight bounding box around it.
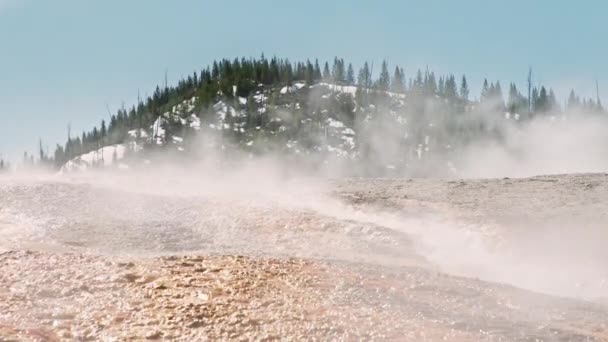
[0,173,607,341]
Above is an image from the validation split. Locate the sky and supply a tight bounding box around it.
[1,0,606,163]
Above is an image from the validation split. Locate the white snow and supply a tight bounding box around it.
[214,101,229,121]
[151,117,166,145]
[128,128,149,138]
[342,128,355,135]
[320,83,358,95]
[286,140,298,149]
[327,118,345,128]
[253,94,267,103]
[189,114,201,130]
[280,82,306,94]
[342,135,355,149]
[60,144,128,173]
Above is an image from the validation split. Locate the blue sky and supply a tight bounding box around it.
[1,0,606,162]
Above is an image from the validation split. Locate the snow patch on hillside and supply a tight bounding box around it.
[60,144,134,173]
[280,82,306,94]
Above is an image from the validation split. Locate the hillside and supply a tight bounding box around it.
[43,56,606,177]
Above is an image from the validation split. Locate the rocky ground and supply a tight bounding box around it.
[0,173,607,341]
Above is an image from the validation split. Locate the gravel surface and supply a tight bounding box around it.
[0,173,607,341]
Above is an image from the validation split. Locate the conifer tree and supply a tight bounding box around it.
[424,71,437,96]
[414,70,424,91]
[357,62,371,88]
[346,63,355,85]
[438,76,445,97]
[531,87,540,113]
[567,89,581,111]
[101,120,107,140]
[323,62,331,81]
[548,89,559,112]
[391,66,405,93]
[508,83,520,114]
[537,86,548,112]
[305,60,314,86]
[481,79,490,101]
[377,60,390,91]
[39,139,46,164]
[314,59,322,80]
[331,57,346,83]
[444,75,457,99]
[460,76,469,101]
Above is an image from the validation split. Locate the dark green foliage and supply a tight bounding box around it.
[377,60,390,91]
[391,67,405,93]
[460,76,469,101]
[323,62,331,80]
[346,63,355,85]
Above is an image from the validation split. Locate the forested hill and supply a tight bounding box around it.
[8,55,605,176]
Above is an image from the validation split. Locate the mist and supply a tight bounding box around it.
[3,78,608,340]
[455,113,608,178]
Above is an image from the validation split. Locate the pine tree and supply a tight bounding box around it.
[39,139,45,164]
[444,75,457,99]
[438,77,445,97]
[346,63,355,85]
[460,75,469,101]
[323,62,331,81]
[567,89,581,111]
[314,59,322,81]
[494,81,504,109]
[508,83,521,114]
[414,69,424,91]
[305,60,314,86]
[357,62,371,88]
[481,79,490,101]
[548,89,559,112]
[331,57,346,83]
[531,87,539,113]
[377,60,390,91]
[101,120,107,140]
[391,66,405,93]
[424,71,437,96]
[537,86,548,112]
